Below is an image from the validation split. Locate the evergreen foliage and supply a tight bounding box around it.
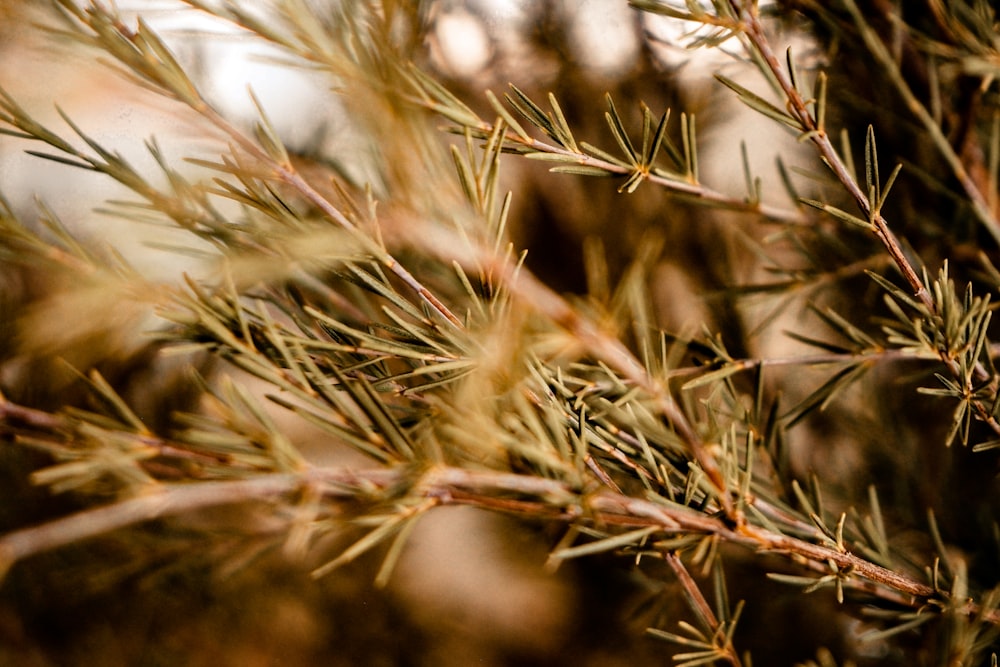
[2,1,1000,664]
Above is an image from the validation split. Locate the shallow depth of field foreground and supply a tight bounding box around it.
[1,1,1000,665]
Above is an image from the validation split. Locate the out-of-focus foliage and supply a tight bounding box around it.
[1,1,1000,665]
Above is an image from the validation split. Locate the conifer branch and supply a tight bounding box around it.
[725,0,1000,441]
[2,435,986,624]
[2,1,1000,661]
[728,0,933,312]
[837,0,1000,243]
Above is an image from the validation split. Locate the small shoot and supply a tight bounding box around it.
[505,84,579,152]
[715,74,805,132]
[863,125,903,219]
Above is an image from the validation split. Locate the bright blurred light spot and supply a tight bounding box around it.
[433,8,493,78]
[473,0,530,22]
[569,1,640,77]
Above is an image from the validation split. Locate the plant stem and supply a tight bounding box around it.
[4,461,984,621]
[840,0,1000,244]
[731,0,932,312]
[730,0,1000,439]
[195,103,465,329]
[467,119,810,226]
[400,216,735,513]
[665,552,743,666]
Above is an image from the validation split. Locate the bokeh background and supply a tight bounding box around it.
[1,1,996,665]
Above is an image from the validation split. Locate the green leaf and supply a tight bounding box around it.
[548,165,617,177]
[866,271,924,311]
[645,107,669,167]
[682,363,748,390]
[865,124,879,205]
[858,614,933,643]
[506,85,556,138]
[801,198,873,230]
[814,71,828,132]
[783,363,869,427]
[485,89,530,142]
[605,94,638,164]
[580,141,632,168]
[247,85,290,165]
[312,512,411,579]
[23,150,96,171]
[715,75,804,130]
[551,526,660,560]
[682,112,698,181]
[619,169,646,193]
[547,92,578,151]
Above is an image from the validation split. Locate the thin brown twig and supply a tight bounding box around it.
[729,0,1000,439]
[44,0,737,511]
[0,395,247,468]
[193,102,465,329]
[665,552,743,667]
[466,120,810,226]
[731,0,931,311]
[0,474,296,576]
[671,346,923,381]
[19,0,997,634]
[3,462,984,622]
[400,220,735,514]
[0,464,403,576]
[839,0,1000,244]
[198,97,737,503]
